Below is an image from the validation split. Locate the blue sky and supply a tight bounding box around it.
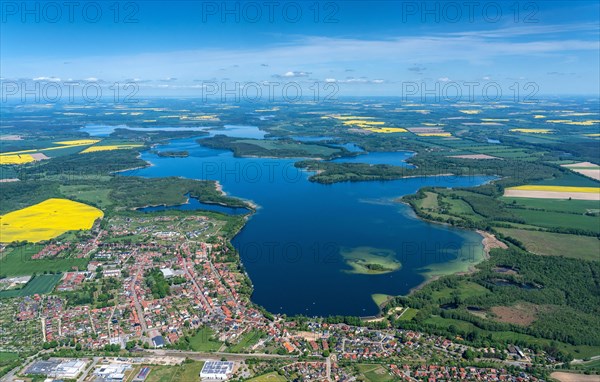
[1,0,599,96]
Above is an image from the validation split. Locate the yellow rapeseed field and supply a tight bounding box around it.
[342,120,386,126]
[80,144,143,153]
[364,127,408,133]
[327,115,407,133]
[1,141,99,157]
[417,133,452,137]
[508,186,600,193]
[54,139,100,145]
[546,120,600,126]
[328,115,375,120]
[0,154,36,165]
[0,198,104,243]
[510,129,553,134]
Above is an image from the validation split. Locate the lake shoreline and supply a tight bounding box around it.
[365,200,504,319]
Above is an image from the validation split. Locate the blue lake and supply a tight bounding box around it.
[122,137,494,316]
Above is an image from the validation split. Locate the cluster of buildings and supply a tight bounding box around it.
[24,359,88,380]
[389,364,545,381]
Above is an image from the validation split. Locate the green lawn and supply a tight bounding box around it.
[247,372,288,382]
[497,228,600,261]
[188,327,222,352]
[0,274,62,298]
[357,364,394,382]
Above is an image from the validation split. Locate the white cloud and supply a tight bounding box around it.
[32,76,61,82]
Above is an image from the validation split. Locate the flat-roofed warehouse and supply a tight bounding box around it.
[200,361,234,380]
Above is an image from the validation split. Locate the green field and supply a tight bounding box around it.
[429,281,490,302]
[418,192,438,209]
[146,361,205,382]
[247,372,288,382]
[574,358,600,370]
[497,228,600,261]
[0,245,88,277]
[0,352,18,363]
[59,184,114,209]
[356,364,394,382]
[188,327,222,352]
[533,173,600,187]
[0,274,62,298]
[502,197,600,214]
[510,209,600,233]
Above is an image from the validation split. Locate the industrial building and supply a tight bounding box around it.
[199,361,234,380]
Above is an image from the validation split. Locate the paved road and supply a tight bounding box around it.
[77,358,99,382]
